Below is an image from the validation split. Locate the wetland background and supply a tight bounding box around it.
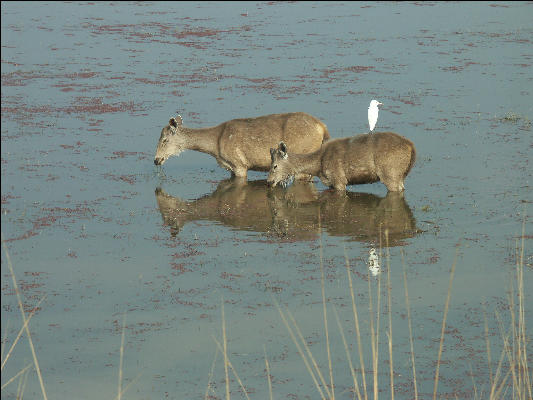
[1,2,531,399]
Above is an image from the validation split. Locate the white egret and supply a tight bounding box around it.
[368,99,383,133]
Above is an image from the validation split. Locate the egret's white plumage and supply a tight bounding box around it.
[368,247,380,276]
[368,99,383,133]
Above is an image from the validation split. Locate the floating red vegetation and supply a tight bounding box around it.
[17,281,43,291]
[24,271,48,277]
[3,231,39,243]
[2,96,143,118]
[86,21,250,50]
[171,263,192,275]
[2,193,21,204]
[65,97,140,114]
[135,77,164,85]
[317,65,376,80]
[4,204,101,242]
[42,206,96,217]
[2,70,97,87]
[65,72,97,79]
[398,98,417,106]
[345,65,376,73]
[106,151,149,160]
[1,71,46,86]
[220,271,243,281]
[171,248,205,259]
[173,28,220,39]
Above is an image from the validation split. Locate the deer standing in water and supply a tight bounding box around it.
[154,112,329,179]
[268,131,416,192]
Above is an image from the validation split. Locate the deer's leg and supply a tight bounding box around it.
[380,173,405,192]
[330,174,348,191]
[231,166,248,179]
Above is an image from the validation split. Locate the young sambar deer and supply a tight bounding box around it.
[154,112,329,179]
[267,131,416,192]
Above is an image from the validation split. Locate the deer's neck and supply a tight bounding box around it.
[291,150,322,177]
[182,126,220,157]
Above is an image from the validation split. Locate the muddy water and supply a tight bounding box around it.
[1,2,531,399]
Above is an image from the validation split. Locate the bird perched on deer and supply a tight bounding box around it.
[368,99,383,133]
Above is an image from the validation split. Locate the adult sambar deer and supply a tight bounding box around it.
[268,131,416,192]
[154,112,330,179]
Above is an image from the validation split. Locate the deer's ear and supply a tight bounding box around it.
[278,142,288,159]
[169,115,182,129]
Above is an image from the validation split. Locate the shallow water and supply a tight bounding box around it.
[1,2,532,399]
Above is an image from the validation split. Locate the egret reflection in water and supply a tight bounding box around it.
[368,247,380,276]
[155,179,419,246]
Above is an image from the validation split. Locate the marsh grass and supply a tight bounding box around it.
[116,313,126,400]
[487,219,531,400]
[319,215,335,400]
[1,233,48,400]
[204,345,220,399]
[209,220,529,399]
[401,251,418,400]
[112,316,142,400]
[211,297,252,400]
[263,345,273,400]
[433,245,458,399]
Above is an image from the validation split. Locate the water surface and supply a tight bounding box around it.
[2,2,531,399]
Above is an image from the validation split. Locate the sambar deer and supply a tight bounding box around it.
[268,131,416,192]
[154,112,329,179]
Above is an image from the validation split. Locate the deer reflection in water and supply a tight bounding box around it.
[155,179,419,246]
[155,179,319,241]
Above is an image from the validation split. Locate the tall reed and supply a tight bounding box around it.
[2,233,47,400]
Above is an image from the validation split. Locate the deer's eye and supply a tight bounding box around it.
[273,165,278,170]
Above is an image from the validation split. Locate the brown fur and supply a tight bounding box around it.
[268,131,416,192]
[154,112,329,178]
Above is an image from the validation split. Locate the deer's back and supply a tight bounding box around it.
[219,112,329,170]
[318,132,415,185]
